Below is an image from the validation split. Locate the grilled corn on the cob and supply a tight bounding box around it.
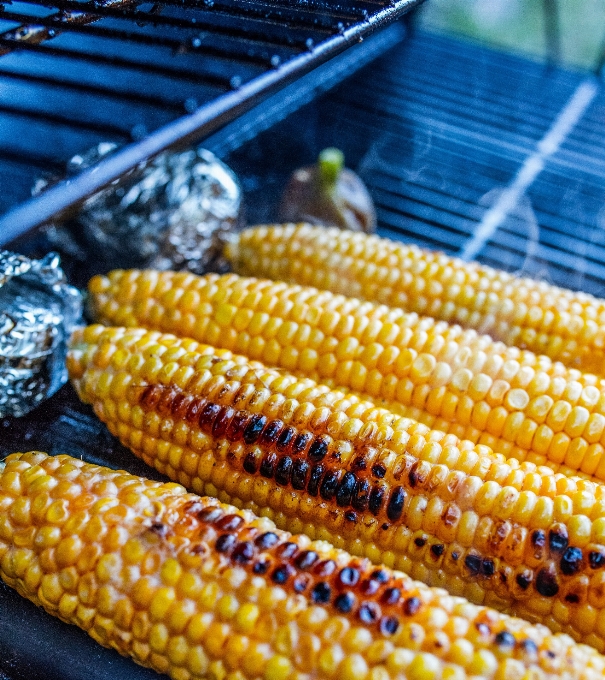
[227,223,605,377]
[89,269,605,480]
[4,452,605,680]
[69,325,605,650]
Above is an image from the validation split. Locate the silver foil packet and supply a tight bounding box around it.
[40,144,242,274]
[0,251,82,418]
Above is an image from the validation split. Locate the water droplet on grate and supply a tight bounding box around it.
[270,54,280,68]
[230,75,242,89]
[305,37,314,50]
[184,98,198,113]
[191,36,201,48]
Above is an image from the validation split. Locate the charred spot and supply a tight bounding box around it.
[308,436,329,462]
[352,455,367,471]
[500,572,507,583]
[370,570,389,583]
[185,398,206,424]
[358,602,380,624]
[277,427,296,453]
[451,551,460,561]
[149,522,169,537]
[352,479,370,512]
[381,523,390,531]
[334,592,355,613]
[516,572,532,590]
[183,500,204,515]
[271,565,294,584]
[408,463,421,487]
[441,505,460,527]
[276,542,298,559]
[140,385,162,409]
[345,511,357,522]
[368,485,385,516]
[216,514,244,532]
[243,414,267,444]
[336,472,357,507]
[430,545,445,558]
[531,529,546,549]
[225,411,249,440]
[260,453,277,478]
[293,432,312,455]
[338,567,360,587]
[314,560,337,577]
[293,576,310,593]
[311,582,331,604]
[212,406,234,437]
[255,532,279,549]
[590,551,605,569]
[275,456,293,486]
[548,526,569,554]
[156,387,177,414]
[565,593,580,603]
[414,537,426,548]
[536,568,559,597]
[291,459,310,490]
[232,541,254,564]
[465,554,481,575]
[243,452,259,474]
[382,587,401,605]
[259,419,283,445]
[216,533,236,553]
[197,507,223,523]
[199,402,221,429]
[482,559,495,576]
[494,631,515,648]
[380,616,399,636]
[320,471,340,501]
[546,650,556,659]
[360,579,380,596]
[307,464,325,496]
[476,623,490,636]
[296,550,319,570]
[560,547,583,576]
[403,597,421,616]
[170,392,191,418]
[253,560,270,574]
[519,639,538,655]
[386,487,405,522]
[372,463,387,478]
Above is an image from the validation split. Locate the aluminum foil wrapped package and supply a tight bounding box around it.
[51,143,242,274]
[0,251,82,417]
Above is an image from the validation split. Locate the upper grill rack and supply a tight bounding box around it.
[0,0,422,242]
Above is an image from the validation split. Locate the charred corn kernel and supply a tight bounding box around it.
[69,327,605,648]
[5,455,605,679]
[228,224,605,378]
[89,269,605,482]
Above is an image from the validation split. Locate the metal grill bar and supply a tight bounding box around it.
[0,0,423,242]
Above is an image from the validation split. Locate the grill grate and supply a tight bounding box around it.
[0,0,422,241]
[3,27,605,680]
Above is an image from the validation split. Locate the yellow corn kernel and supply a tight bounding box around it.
[67,326,605,649]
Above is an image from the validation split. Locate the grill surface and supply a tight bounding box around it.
[0,0,422,241]
[2,27,605,680]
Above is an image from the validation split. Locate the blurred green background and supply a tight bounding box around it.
[418,0,605,71]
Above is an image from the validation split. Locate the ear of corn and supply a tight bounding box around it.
[89,268,605,481]
[4,452,605,680]
[226,223,605,378]
[68,325,605,650]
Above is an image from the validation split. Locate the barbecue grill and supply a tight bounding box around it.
[1,1,605,678]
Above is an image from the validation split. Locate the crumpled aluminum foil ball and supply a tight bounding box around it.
[38,143,243,275]
[0,251,82,417]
